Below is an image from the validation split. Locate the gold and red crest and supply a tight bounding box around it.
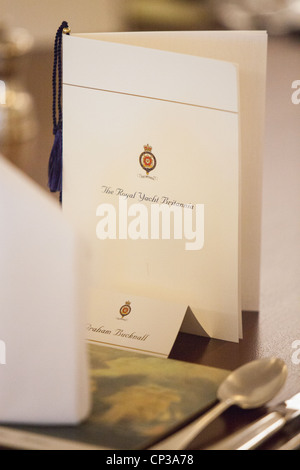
[139,144,157,175]
[119,301,132,319]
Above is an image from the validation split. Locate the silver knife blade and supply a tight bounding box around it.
[207,393,300,450]
[278,432,300,450]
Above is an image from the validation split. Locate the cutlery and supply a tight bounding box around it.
[207,392,300,450]
[278,432,300,450]
[150,357,287,450]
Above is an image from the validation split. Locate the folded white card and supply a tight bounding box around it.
[90,30,267,315]
[62,31,267,347]
[0,156,90,424]
[88,289,187,358]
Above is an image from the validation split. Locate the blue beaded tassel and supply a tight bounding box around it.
[48,21,70,202]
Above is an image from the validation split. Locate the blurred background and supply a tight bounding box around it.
[0,0,300,191]
[3,0,300,42]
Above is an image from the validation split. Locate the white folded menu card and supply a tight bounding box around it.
[0,155,90,424]
[62,30,267,354]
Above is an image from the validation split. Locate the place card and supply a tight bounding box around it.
[87,290,187,358]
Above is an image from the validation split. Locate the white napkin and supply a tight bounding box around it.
[0,155,90,424]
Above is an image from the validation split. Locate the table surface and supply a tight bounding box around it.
[2,34,300,450]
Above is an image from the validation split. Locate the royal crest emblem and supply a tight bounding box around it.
[139,144,157,175]
[119,301,132,319]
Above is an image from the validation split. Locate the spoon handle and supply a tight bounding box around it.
[150,400,232,450]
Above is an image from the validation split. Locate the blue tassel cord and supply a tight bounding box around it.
[48,128,62,192]
[48,21,70,198]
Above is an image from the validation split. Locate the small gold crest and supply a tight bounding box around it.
[139,144,157,175]
[119,301,132,319]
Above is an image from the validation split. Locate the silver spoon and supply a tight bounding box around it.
[150,357,288,450]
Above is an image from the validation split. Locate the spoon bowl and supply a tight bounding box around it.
[218,357,288,409]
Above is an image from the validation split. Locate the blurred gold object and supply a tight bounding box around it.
[0,23,37,149]
[127,0,213,30]
[211,0,300,35]
[63,26,71,35]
